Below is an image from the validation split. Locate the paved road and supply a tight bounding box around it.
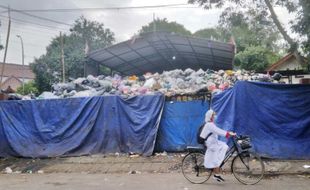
[0,173,309,190]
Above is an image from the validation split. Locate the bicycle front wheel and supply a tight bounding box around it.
[231,152,265,185]
[181,152,212,184]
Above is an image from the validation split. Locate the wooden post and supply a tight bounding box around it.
[60,32,65,83]
[0,7,11,89]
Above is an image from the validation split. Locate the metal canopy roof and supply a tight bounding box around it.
[88,32,235,75]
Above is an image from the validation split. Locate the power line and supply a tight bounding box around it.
[0,32,49,48]
[1,45,41,60]
[0,4,202,32]
[10,39,47,48]
[0,5,72,26]
[0,27,59,38]
[0,15,69,31]
[0,3,191,13]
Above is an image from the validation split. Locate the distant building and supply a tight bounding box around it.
[0,63,35,91]
[266,53,310,84]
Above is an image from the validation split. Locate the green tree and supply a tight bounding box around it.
[234,46,281,72]
[218,8,281,52]
[189,0,299,53]
[293,1,310,63]
[189,0,292,71]
[70,16,114,54]
[31,16,115,93]
[139,18,191,36]
[193,28,224,41]
[193,11,282,71]
[16,81,39,95]
[193,8,282,52]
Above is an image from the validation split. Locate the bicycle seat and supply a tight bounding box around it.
[186,146,204,152]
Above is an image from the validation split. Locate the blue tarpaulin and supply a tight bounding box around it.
[155,100,209,151]
[212,81,310,159]
[0,95,164,157]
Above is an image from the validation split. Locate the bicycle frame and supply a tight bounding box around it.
[219,136,248,169]
[219,144,235,168]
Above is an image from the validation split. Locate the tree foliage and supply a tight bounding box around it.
[188,0,301,52]
[190,2,282,52]
[189,0,299,71]
[293,1,310,61]
[193,27,282,71]
[139,18,191,36]
[31,16,115,93]
[188,0,298,11]
[234,46,281,72]
[70,16,114,53]
[193,28,224,41]
[192,8,282,71]
[16,81,39,95]
[218,7,281,52]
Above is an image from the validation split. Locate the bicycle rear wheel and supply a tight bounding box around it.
[181,152,212,184]
[231,152,265,185]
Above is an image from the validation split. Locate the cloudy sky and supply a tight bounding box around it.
[0,0,295,65]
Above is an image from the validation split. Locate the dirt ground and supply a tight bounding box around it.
[1,154,309,175]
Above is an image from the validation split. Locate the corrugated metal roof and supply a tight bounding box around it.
[88,32,235,75]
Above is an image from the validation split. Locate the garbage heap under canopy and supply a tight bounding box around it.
[88,32,235,75]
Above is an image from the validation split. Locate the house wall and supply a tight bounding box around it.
[1,78,22,90]
[281,74,310,84]
[276,57,304,71]
[270,56,310,84]
[1,77,33,91]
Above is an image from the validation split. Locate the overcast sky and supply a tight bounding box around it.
[0,0,296,65]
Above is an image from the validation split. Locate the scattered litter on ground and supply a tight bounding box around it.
[129,154,140,158]
[129,152,140,158]
[303,165,310,169]
[128,170,141,174]
[4,167,12,174]
[155,151,168,156]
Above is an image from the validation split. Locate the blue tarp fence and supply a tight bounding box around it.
[212,81,310,159]
[155,100,209,151]
[0,95,164,157]
[0,81,309,159]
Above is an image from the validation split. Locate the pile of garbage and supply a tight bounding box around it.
[38,68,282,99]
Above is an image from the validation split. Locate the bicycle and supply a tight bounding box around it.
[181,135,265,185]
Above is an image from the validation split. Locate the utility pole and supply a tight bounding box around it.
[153,13,156,33]
[0,6,11,89]
[60,32,65,83]
[84,39,89,77]
[16,35,25,94]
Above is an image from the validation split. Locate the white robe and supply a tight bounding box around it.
[200,122,228,168]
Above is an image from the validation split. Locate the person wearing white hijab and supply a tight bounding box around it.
[200,109,236,182]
